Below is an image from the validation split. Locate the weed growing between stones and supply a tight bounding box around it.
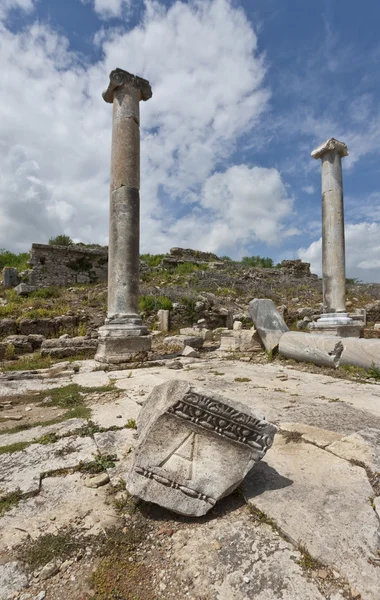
[296,545,325,571]
[78,453,117,474]
[18,529,83,571]
[0,441,29,454]
[279,430,303,444]
[234,377,251,382]
[126,418,137,429]
[0,489,23,516]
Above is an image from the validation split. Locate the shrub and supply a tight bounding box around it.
[0,249,29,271]
[241,256,274,268]
[140,253,165,267]
[48,235,74,246]
[138,295,173,314]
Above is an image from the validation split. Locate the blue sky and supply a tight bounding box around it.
[1,0,380,281]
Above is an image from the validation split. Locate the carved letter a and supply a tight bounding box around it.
[159,432,197,481]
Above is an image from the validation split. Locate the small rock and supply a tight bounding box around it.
[182,346,199,358]
[167,361,183,370]
[243,576,251,583]
[3,415,23,421]
[39,561,59,580]
[214,541,222,550]
[351,590,361,599]
[34,592,46,600]
[317,569,328,579]
[25,407,32,412]
[84,473,110,488]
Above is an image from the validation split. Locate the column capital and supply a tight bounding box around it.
[311,137,349,160]
[103,68,152,103]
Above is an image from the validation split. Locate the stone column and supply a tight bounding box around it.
[95,69,152,365]
[310,138,356,333]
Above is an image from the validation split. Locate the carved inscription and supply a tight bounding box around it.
[159,432,197,480]
[167,391,274,455]
[134,466,215,506]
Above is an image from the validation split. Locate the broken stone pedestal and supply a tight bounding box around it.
[126,380,277,516]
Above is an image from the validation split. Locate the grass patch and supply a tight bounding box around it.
[234,377,251,383]
[33,432,59,445]
[0,441,30,455]
[125,419,137,429]
[79,453,117,474]
[0,489,23,517]
[138,294,172,314]
[210,370,224,376]
[297,545,325,570]
[18,529,82,570]
[1,353,54,371]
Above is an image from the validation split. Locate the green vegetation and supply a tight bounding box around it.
[0,352,91,372]
[0,441,29,455]
[0,489,23,517]
[48,234,74,246]
[234,377,251,383]
[18,529,82,570]
[125,418,137,429]
[79,453,117,474]
[0,249,29,272]
[138,294,173,314]
[140,253,165,267]
[241,255,275,268]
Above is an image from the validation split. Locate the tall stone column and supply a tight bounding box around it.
[311,137,356,333]
[96,69,152,365]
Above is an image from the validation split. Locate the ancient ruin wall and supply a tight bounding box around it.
[27,244,108,287]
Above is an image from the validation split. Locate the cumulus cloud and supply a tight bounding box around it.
[81,0,131,20]
[0,0,295,257]
[0,0,36,19]
[298,222,380,283]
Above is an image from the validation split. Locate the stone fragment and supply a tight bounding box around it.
[327,428,380,473]
[84,473,110,488]
[14,283,37,295]
[181,345,199,358]
[157,309,170,333]
[126,380,277,516]
[39,561,59,580]
[0,562,28,600]
[2,267,20,289]
[162,335,204,351]
[233,321,243,330]
[166,360,183,370]
[280,422,343,448]
[34,592,46,600]
[242,436,380,600]
[41,336,98,358]
[248,299,289,353]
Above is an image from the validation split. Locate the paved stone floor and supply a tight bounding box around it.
[0,356,379,599]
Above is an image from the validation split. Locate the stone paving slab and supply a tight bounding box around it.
[279,422,344,448]
[242,436,380,600]
[90,395,141,429]
[0,473,119,551]
[0,436,97,497]
[171,510,327,600]
[94,428,136,485]
[0,561,28,600]
[0,418,87,448]
[327,428,380,473]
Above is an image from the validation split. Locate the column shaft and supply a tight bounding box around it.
[107,85,141,320]
[321,151,346,313]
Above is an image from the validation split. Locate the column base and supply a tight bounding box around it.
[95,321,152,365]
[309,313,362,338]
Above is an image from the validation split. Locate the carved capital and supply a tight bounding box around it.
[311,137,349,160]
[103,68,152,103]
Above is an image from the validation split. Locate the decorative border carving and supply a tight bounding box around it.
[135,466,215,506]
[103,68,152,103]
[167,391,276,454]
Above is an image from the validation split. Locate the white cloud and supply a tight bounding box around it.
[81,0,131,20]
[298,222,380,283]
[0,0,36,19]
[303,185,315,195]
[0,0,296,258]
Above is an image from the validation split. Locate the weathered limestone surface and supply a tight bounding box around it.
[340,337,380,370]
[243,436,380,600]
[94,428,137,485]
[127,380,277,516]
[0,436,97,497]
[327,428,380,473]
[248,299,289,353]
[0,562,28,600]
[279,422,343,448]
[0,417,87,448]
[171,511,327,600]
[219,329,262,352]
[279,331,343,368]
[157,309,170,333]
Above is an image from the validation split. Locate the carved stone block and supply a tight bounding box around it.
[126,380,277,516]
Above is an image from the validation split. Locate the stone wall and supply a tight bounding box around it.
[26,244,108,287]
